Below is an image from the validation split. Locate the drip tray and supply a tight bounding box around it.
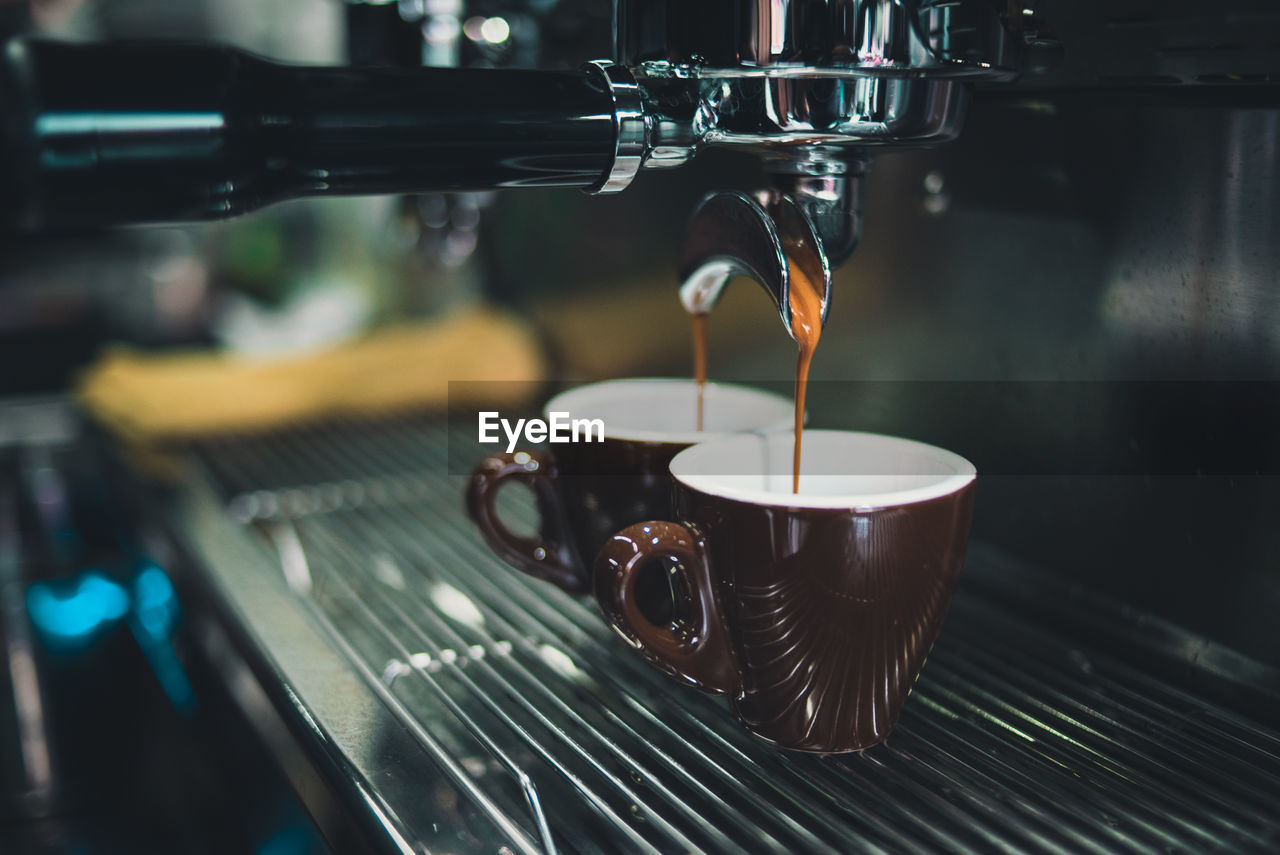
[157,416,1280,855]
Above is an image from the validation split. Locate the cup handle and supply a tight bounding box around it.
[465,451,585,593]
[594,521,741,695]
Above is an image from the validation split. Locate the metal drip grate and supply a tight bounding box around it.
[186,417,1280,855]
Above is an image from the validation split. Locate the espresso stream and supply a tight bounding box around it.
[692,312,709,431]
[788,260,823,493]
[688,261,821,493]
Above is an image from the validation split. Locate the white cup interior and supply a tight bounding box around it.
[545,379,793,444]
[669,430,976,510]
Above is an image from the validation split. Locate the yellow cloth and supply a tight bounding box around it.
[79,304,547,446]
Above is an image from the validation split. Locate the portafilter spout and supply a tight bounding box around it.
[678,190,833,341]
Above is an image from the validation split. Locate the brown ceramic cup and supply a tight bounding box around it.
[465,379,792,595]
[595,430,976,753]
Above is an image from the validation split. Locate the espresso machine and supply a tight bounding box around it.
[3,2,1280,854]
[0,0,1031,331]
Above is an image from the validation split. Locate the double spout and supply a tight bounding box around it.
[678,152,864,340]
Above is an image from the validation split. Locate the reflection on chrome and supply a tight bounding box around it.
[538,643,583,680]
[431,583,485,627]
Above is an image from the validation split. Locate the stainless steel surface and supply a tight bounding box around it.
[166,416,1280,854]
[697,76,970,149]
[0,398,77,450]
[1,399,72,819]
[616,0,1004,170]
[764,151,866,267]
[631,73,970,162]
[1,466,56,818]
[615,0,1021,79]
[585,61,647,195]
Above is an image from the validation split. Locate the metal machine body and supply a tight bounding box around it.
[8,2,1273,335]
[608,0,1020,334]
[0,0,1032,335]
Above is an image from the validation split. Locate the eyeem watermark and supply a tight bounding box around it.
[478,412,604,453]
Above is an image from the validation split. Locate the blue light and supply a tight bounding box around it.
[129,618,198,714]
[133,563,179,639]
[128,562,197,715]
[26,571,129,642]
[35,111,226,137]
[25,562,198,714]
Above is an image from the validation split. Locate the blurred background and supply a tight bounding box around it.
[2,0,1279,852]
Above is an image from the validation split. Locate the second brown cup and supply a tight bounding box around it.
[595,430,977,753]
[465,378,792,594]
